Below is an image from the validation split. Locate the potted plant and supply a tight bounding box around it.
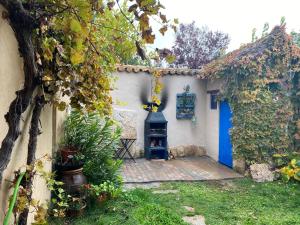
[60,146,78,163]
[59,111,86,163]
[85,181,121,204]
[66,197,87,217]
[55,110,122,195]
[54,111,89,194]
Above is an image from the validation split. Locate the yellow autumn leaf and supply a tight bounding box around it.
[290,159,297,168]
[70,50,84,65]
[43,47,53,61]
[42,74,53,81]
[166,54,176,64]
[152,95,161,105]
[70,19,82,33]
[287,169,295,177]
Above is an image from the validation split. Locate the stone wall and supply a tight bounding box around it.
[169,145,206,158]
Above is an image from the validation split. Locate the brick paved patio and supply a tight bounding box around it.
[121,156,243,183]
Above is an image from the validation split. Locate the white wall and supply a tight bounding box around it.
[205,79,224,161]
[0,6,65,224]
[162,76,206,149]
[111,72,151,156]
[111,71,207,157]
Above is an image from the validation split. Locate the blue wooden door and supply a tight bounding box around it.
[219,101,233,168]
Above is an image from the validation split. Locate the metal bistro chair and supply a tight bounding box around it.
[115,138,136,162]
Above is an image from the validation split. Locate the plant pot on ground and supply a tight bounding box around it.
[85,181,121,205]
[61,110,122,185]
[96,192,109,205]
[61,167,87,195]
[55,153,85,172]
[60,146,79,163]
[56,110,123,194]
[54,152,87,195]
[66,197,87,217]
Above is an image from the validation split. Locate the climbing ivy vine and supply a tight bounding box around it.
[0,0,175,223]
[201,26,300,165]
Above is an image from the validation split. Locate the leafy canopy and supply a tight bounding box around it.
[23,0,173,114]
[200,26,300,164]
[171,22,230,69]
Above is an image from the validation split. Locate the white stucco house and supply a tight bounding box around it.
[111,65,233,168]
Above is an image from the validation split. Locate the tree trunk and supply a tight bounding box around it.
[18,96,45,225]
[0,0,40,181]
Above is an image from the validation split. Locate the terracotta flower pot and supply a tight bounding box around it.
[60,146,78,162]
[67,201,87,217]
[96,192,108,204]
[61,168,87,194]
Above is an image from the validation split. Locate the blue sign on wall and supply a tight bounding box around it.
[176,87,196,120]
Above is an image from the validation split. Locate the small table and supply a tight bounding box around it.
[115,138,136,162]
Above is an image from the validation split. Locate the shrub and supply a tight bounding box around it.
[279,159,300,182]
[61,110,88,151]
[272,153,291,168]
[62,110,122,185]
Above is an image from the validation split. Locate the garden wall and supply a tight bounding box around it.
[111,69,222,159]
[0,6,65,223]
[206,79,223,161]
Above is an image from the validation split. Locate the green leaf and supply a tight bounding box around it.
[294,170,300,181]
[70,19,82,33]
[282,174,290,182]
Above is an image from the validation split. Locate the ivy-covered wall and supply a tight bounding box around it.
[291,71,300,151]
[200,26,300,166]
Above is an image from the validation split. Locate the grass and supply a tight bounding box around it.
[49,179,300,225]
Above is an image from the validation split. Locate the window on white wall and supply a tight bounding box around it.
[207,90,219,110]
[210,93,218,110]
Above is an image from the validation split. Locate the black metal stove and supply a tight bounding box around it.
[144,112,168,160]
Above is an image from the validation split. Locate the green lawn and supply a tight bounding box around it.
[49,179,300,225]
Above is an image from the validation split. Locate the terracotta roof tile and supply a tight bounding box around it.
[116,65,201,77]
